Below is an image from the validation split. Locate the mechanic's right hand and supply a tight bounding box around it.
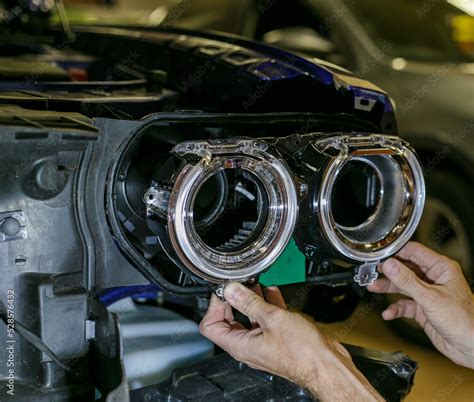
[368,242,474,369]
[199,284,383,402]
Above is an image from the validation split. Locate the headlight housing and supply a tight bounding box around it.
[108,117,425,291]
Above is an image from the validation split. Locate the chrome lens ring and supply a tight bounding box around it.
[318,140,425,262]
[167,152,298,282]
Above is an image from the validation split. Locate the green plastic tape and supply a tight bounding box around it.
[259,239,306,286]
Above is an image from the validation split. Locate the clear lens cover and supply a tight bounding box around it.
[167,139,299,283]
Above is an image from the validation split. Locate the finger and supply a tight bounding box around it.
[367,277,400,294]
[199,295,261,362]
[204,294,234,323]
[224,300,234,322]
[202,317,264,363]
[248,283,264,298]
[200,317,249,352]
[224,282,278,327]
[247,283,264,326]
[381,299,417,321]
[396,242,446,274]
[263,286,287,310]
[201,294,227,325]
[380,259,432,304]
[199,299,248,347]
[228,320,247,331]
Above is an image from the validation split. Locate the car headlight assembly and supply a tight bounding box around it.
[111,125,424,292]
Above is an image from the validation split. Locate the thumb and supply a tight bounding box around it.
[381,258,432,303]
[224,282,277,326]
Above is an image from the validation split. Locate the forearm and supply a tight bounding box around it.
[305,355,384,402]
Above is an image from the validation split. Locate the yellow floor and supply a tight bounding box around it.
[316,300,474,402]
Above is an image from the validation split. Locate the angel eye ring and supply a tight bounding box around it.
[166,140,299,283]
[316,135,425,263]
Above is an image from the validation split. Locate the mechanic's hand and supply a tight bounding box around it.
[200,284,383,401]
[368,242,474,369]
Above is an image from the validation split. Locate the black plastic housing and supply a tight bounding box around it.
[130,346,418,402]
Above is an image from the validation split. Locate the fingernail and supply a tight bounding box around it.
[224,282,242,301]
[385,259,399,276]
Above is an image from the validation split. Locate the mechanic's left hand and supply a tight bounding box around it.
[199,283,383,402]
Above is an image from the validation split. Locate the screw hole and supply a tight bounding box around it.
[15,256,27,265]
